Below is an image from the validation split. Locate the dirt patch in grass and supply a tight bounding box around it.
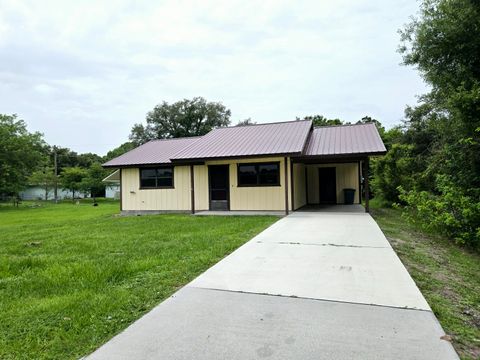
[371,206,480,360]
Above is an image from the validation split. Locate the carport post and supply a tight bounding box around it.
[284,157,289,215]
[365,157,370,213]
[190,165,195,214]
[290,160,295,212]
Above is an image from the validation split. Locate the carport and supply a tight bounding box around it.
[289,124,385,213]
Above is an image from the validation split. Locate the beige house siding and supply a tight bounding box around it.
[306,163,360,204]
[193,165,209,211]
[121,167,191,211]
[120,161,360,211]
[121,157,293,212]
[195,157,291,211]
[293,163,306,210]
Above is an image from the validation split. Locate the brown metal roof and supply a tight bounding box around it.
[103,137,201,167]
[303,123,386,156]
[103,121,386,168]
[170,120,312,161]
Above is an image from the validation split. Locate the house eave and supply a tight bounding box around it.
[291,151,387,163]
[170,152,303,164]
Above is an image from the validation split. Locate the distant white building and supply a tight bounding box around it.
[103,170,120,199]
[20,170,121,201]
[19,187,87,201]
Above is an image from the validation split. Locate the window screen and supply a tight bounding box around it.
[140,167,174,188]
[238,162,280,186]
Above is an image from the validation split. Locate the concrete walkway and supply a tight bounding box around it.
[87,211,459,360]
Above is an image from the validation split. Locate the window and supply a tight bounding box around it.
[140,167,174,188]
[238,162,280,186]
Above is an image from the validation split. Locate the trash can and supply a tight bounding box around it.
[343,188,356,205]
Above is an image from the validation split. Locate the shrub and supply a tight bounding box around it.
[399,176,480,248]
[372,144,417,204]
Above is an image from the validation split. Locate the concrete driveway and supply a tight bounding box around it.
[87,211,459,360]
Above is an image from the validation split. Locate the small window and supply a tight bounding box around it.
[140,167,174,188]
[238,162,280,187]
[238,164,257,185]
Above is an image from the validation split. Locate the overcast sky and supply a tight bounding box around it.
[0,0,426,155]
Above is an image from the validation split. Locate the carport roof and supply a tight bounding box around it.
[303,123,386,157]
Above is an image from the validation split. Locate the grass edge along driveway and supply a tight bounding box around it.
[0,200,278,359]
[370,204,480,360]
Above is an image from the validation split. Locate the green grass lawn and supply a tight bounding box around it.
[370,203,480,360]
[0,200,278,359]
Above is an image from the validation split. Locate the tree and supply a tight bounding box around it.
[372,144,419,204]
[48,146,79,173]
[28,166,57,200]
[130,97,231,144]
[79,163,107,203]
[393,0,480,247]
[76,153,103,169]
[296,115,344,127]
[60,167,88,201]
[236,118,256,126]
[0,114,46,198]
[104,142,136,162]
[43,146,103,175]
[356,116,385,136]
[399,0,480,190]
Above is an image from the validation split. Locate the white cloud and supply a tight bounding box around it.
[0,0,426,155]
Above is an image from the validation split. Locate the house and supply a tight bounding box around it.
[103,120,386,214]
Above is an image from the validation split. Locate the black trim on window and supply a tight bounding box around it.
[237,162,280,187]
[139,166,174,189]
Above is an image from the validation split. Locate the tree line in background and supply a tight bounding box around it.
[0,97,246,203]
[0,114,118,202]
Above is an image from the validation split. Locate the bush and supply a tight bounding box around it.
[399,176,480,248]
[372,144,417,204]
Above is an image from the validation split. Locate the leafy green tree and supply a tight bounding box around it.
[76,153,103,169]
[49,146,79,173]
[0,114,46,197]
[372,144,418,204]
[394,0,480,247]
[297,115,343,127]
[60,167,88,201]
[104,142,136,162]
[79,163,107,202]
[357,116,385,136]
[130,97,231,144]
[399,175,480,248]
[400,0,480,190]
[381,126,404,151]
[236,118,256,126]
[28,166,57,200]
[46,146,103,174]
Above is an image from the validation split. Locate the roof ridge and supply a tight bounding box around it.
[218,119,312,130]
[313,123,376,129]
[170,119,313,160]
[301,126,315,156]
[149,135,203,142]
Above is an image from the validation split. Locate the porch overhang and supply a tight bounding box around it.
[291,151,386,164]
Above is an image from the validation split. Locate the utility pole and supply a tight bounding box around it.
[54,146,58,203]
